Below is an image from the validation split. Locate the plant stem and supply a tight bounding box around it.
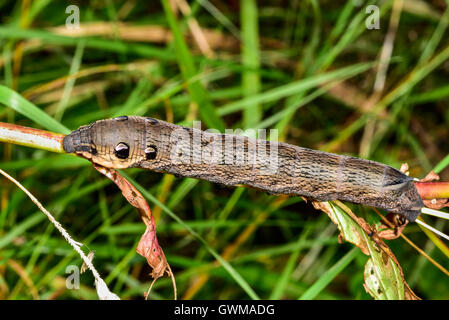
[0,121,65,153]
[415,182,449,200]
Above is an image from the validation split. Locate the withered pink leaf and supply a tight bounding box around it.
[92,163,176,299]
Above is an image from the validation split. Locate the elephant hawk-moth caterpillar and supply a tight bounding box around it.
[63,116,424,221]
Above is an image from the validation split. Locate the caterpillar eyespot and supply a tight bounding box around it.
[114,142,130,159]
[146,117,158,125]
[145,145,157,160]
[113,116,128,121]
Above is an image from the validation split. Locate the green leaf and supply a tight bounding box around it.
[218,61,374,116]
[299,247,358,300]
[0,26,173,61]
[241,0,262,128]
[317,201,408,300]
[364,256,404,300]
[0,85,70,134]
[161,0,225,131]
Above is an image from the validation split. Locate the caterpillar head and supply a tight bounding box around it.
[62,116,156,168]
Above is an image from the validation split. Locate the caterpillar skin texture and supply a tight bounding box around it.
[63,116,424,221]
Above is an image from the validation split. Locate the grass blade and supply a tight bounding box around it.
[298,247,358,300]
[241,0,261,128]
[161,0,225,131]
[0,85,70,134]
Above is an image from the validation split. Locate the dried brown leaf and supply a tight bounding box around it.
[423,198,449,209]
[420,171,440,182]
[91,163,177,299]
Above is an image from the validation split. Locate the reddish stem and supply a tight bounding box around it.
[414,182,449,200]
[0,121,65,153]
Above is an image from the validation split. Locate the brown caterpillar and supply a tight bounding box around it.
[63,116,424,221]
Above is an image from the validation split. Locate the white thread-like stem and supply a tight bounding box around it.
[0,168,119,300]
[415,219,449,242]
[421,207,449,221]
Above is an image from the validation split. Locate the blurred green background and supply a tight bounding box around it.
[0,0,449,299]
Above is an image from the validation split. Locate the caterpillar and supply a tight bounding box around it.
[62,116,425,222]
